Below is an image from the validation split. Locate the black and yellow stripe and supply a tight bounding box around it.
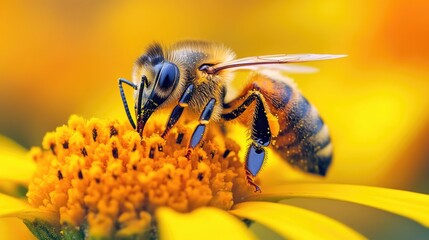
[266,77,332,176]
[275,93,332,175]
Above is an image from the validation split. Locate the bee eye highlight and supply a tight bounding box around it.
[157,62,179,90]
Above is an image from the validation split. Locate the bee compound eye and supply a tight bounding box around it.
[158,62,179,91]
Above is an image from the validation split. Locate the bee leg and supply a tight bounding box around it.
[119,78,140,129]
[222,90,271,192]
[161,84,195,138]
[185,98,216,159]
[245,143,266,193]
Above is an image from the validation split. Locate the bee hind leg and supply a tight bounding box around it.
[222,90,271,192]
[185,98,216,159]
[161,84,195,138]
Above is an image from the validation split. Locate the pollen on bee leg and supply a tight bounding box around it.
[26,114,255,238]
[266,112,280,137]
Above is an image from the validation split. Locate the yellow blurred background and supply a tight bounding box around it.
[0,0,428,238]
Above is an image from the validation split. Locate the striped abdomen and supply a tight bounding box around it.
[254,74,332,175]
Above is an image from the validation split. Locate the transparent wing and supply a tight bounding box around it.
[205,54,346,74]
[233,64,319,74]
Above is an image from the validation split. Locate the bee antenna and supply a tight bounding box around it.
[143,75,149,87]
[198,64,216,74]
[136,76,146,117]
[118,78,138,129]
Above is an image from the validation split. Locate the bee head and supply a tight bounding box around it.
[135,59,180,131]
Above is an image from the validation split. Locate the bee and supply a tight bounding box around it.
[119,41,345,192]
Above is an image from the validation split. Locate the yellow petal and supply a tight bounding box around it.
[230,201,365,240]
[245,183,429,227]
[156,207,257,240]
[0,135,36,184]
[0,192,57,223]
[0,218,36,240]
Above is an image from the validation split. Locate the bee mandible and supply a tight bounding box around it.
[118,41,345,192]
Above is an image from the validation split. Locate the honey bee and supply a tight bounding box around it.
[119,41,345,192]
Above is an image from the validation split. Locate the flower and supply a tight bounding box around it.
[1,115,429,239]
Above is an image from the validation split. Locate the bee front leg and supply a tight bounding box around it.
[222,90,271,192]
[161,84,195,138]
[185,98,216,159]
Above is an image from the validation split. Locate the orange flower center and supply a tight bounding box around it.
[26,115,253,238]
